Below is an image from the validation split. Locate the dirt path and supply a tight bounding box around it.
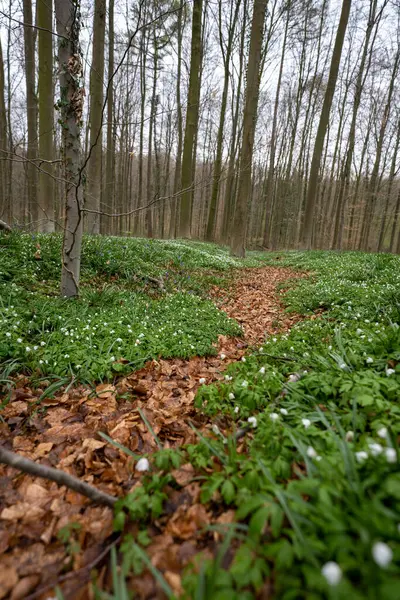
[0,267,303,600]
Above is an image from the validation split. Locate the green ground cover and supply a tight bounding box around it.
[1,233,400,598]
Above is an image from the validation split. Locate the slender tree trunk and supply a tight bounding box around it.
[377,119,400,251]
[169,0,184,239]
[37,0,54,231]
[263,0,291,248]
[300,0,352,248]
[230,0,268,258]
[179,0,203,238]
[103,0,115,235]
[359,47,400,250]
[206,0,241,241]
[55,0,84,297]
[0,39,8,221]
[86,0,106,234]
[23,0,38,228]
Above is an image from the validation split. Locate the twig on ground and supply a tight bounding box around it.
[0,445,117,508]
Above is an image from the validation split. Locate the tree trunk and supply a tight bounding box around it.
[179,0,203,238]
[230,0,268,257]
[206,0,241,241]
[300,0,351,248]
[0,39,8,221]
[103,0,115,235]
[38,0,54,232]
[55,0,84,298]
[263,0,291,248]
[86,0,106,234]
[23,0,38,228]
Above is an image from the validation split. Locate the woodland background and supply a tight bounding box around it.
[0,0,400,253]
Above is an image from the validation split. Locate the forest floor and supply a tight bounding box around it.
[0,234,400,600]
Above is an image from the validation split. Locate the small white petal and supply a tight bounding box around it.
[306,446,317,458]
[199,378,206,384]
[377,427,388,439]
[259,366,266,374]
[234,406,239,414]
[385,448,397,463]
[302,418,311,429]
[247,416,257,428]
[345,431,354,442]
[355,451,368,463]
[135,457,150,472]
[372,542,393,568]
[368,442,383,456]
[321,562,342,586]
[366,357,373,363]
[241,380,248,388]
[386,368,395,376]
[228,393,235,400]
[241,357,246,363]
[270,412,279,421]
[280,408,288,415]
[220,353,226,360]
[212,424,220,435]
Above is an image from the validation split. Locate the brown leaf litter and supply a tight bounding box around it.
[0,266,304,599]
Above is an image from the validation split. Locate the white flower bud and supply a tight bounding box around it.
[321,562,342,586]
[372,542,393,568]
[135,457,150,472]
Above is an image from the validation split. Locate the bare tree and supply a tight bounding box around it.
[230,0,269,257]
[55,0,85,297]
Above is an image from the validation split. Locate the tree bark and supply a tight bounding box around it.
[23,0,38,227]
[86,0,106,235]
[230,0,268,257]
[179,0,203,238]
[37,0,54,232]
[55,0,85,298]
[300,0,351,248]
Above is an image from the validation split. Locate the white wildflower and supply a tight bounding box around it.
[241,357,246,363]
[234,406,239,414]
[366,357,373,364]
[386,368,395,376]
[259,366,266,374]
[306,446,317,458]
[321,562,342,586]
[302,418,311,429]
[247,416,257,428]
[280,408,288,415]
[199,378,206,384]
[377,427,388,439]
[345,431,354,442]
[17,338,22,343]
[25,346,31,352]
[372,542,393,568]
[228,393,235,400]
[135,457,150,472]
[355,451,368,463]
[241,380,248,388]
[385,448,397,463]
[270,412,279,421]
[212,424,220,435]
[220,353,226,360]
[369,442,383,456]
[5,332,11,337]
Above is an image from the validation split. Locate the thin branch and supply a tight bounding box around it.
[0,445,117,508]
[0,10,68,39]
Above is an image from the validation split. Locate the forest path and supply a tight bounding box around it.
[0,266,304,600]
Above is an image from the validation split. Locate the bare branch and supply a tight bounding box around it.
[0,445,117,508]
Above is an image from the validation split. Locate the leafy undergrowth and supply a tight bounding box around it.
[0,233,253,380]
[111,251,400,600]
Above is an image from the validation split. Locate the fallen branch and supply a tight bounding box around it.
[0,445,117,508]
[0,219,12,232]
